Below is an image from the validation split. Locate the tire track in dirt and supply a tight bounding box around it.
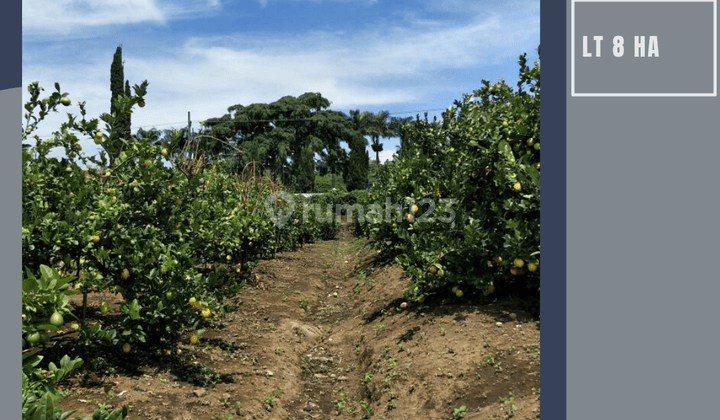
[57,225,541,420]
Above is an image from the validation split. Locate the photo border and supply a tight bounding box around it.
[571,0,717,97]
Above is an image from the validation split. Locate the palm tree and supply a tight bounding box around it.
[388,116,413,150]
[369,110,395,164]
[349,110,394,164]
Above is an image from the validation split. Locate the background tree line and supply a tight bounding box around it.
[108,44,411,192]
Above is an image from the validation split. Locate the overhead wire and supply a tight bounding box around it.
[28,107,452,139]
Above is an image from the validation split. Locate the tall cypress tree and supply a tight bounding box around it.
[345,136,369,191]
[110,46,124,117]
[109,45,133,161]
[296,146,315,193]
[123,80,132,140]
[109,46,124,160]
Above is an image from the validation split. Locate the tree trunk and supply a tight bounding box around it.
[331,172,336,189]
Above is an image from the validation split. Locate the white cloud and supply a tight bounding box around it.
[22,0,539,148]
[22,0,225,37]
[22,0,167,35]
[376,149,396,164]
[256,0,380,6]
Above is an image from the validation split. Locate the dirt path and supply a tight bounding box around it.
[58,226,540,420]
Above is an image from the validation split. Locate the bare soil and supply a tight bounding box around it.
[52,225,540,420]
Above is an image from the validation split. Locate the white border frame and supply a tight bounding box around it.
[571,0,717,97]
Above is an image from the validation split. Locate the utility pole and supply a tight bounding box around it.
[187,111,192,141]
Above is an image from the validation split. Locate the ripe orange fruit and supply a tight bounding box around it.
[201,308,211,318]
[190,335,199,344]
[513,182,522,192]
[513,258,524,268]
[121,268,130,279]
[493,255,503,265]
[527,262,538,272]
[122,343,131,353]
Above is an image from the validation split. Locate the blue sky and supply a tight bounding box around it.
[22,0,539,162]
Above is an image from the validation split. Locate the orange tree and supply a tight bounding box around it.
[22,80,340,419]
[354,52,540,301]
[22,81,337,353]
[22,83,134,420]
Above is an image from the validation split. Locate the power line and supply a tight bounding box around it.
[28,107,452,139]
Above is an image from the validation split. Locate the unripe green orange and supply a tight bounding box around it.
[49,311,64,327]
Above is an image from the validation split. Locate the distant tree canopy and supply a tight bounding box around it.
[202,93,378,192]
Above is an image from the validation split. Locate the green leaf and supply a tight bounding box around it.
[498,140,515,163]
[34,323,60,331]
[35,391,57,420]
[524,163,540,188]
[39,265,54,287]
[105,406,129,420]
[122,299,142,320]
